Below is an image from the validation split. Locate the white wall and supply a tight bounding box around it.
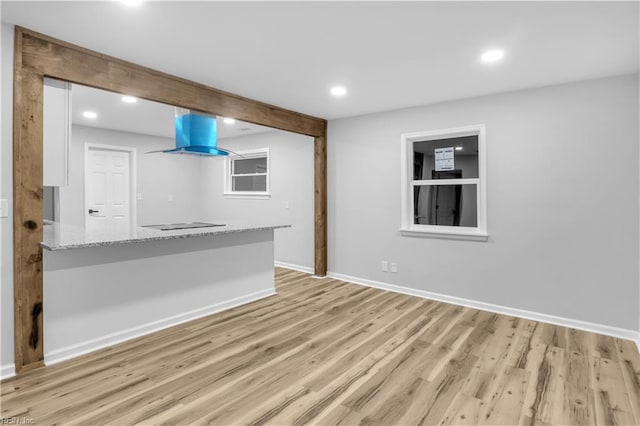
[1,23,15,377]
[201,131,315,269]
[59,125,206,228]
[328,74,639,332]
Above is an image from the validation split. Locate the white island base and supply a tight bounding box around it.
[43,228,280,365]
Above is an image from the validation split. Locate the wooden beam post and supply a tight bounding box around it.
[314,134,327,276]
[13,44,46,373]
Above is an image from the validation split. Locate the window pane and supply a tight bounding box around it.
[233,157,267,175]
[413,135,478,180]
[413,184,477,227]
[232,175,267,192]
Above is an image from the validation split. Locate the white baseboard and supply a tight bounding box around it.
[1,363,15,380]
[327,272,639,343]
[44,288,276,366]
[274,261,314,275]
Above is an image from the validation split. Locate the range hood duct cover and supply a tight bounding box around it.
[163,113,230,156]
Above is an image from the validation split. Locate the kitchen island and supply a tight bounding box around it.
[41,221,290,365]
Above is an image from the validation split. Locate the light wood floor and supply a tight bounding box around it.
[1,268,639,425]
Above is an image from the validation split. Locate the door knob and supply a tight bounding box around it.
[88,209,99,214]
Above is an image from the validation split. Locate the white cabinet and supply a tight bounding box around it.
[43,78,71,187]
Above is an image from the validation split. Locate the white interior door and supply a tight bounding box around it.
[85,145,134,233]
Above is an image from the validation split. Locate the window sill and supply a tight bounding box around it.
[223,192,271,200]
[399,227,488,242]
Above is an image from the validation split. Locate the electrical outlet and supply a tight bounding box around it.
[0,199,8,218]
[390,262,398,273]
[381,261,388,272]
[137,193,143,201]
[167,194,174,202]
[284,200,290,209]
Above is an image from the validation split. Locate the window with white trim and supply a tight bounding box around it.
[224,148,270,199]
[400,125,487,240]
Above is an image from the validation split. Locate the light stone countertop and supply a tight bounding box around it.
[42,221,291,251]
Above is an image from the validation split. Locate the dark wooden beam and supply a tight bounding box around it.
[19,27,326,138]
[12,25,329,373]
[314,134,327,276]
[13,27,46,372]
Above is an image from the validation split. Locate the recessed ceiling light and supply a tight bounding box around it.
[330,86,347,97]
[118,0,143,6]
[82,111,98,119]
[223,117,236,125]
[481,49,504,63]
[121,96,137,104]
[455,146,463,151]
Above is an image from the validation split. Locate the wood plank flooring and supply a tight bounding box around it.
[1,268,639,425]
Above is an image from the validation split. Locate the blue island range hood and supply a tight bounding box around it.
[147,113,234,157]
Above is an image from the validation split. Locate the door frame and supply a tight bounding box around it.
[84,143,138,230]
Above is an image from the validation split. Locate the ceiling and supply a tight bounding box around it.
[3,1,638,120]
[69,81,270,139]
